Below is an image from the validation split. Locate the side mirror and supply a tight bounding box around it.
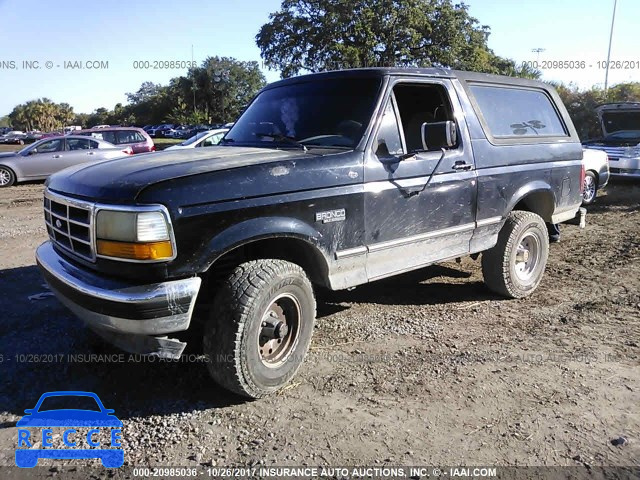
[421,120,457,151]
[24,409,34,414]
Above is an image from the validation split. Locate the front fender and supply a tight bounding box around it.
[201,216,328,271]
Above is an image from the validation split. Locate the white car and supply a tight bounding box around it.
[165,129,228,150]
[582,148,610,205]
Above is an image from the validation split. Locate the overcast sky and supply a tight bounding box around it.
[0,0,638,116]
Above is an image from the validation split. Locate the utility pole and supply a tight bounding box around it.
[192,44,197,114]
[604,0,618,96]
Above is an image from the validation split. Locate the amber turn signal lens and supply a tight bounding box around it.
[96,240,173,260]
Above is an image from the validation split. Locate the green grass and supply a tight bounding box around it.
[153,138,183,150]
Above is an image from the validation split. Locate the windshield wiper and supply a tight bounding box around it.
[254,133,307,152]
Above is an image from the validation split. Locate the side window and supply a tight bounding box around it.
[91,131,117,144]
[116,131,135,144]
[470,85,567,137]
[393,83,456,152]
[89,140,99,149]
[34,139,63,153]
[202,133,222,147]
[66,138,91,151]
[375,99,403,157]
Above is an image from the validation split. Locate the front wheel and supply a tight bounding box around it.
[582,171,597,205]
[482,211,549,298]
[203,259,316,398]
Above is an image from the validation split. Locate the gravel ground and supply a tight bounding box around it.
[0,181,638,478]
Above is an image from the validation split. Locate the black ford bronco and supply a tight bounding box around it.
[37,68,585,398]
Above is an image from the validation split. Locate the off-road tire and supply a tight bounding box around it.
[482,211,549,299]
[203,259,316,398]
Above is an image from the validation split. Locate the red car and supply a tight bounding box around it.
[75,127,155,154]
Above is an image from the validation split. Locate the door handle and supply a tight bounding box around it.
[452,161,472,171]
[52,155,61,158]
[87,151,95,155]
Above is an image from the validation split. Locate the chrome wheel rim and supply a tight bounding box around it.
[0,169,10,186]
[258,293,301,368]
[583,175,596,203]
[514,232,541,281]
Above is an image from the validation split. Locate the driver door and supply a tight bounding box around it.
[364,80,477,281]
[23,138,67,178]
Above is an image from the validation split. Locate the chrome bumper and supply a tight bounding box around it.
[609,157,640,178]
[36,241,201,358]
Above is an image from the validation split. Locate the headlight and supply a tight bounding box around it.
[623,144,640,158]
[95,209,174,261]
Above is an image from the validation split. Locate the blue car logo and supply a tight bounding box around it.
[15,391,123,468]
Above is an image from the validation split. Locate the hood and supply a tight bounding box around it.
[0,152,19,159]
[596,103,640,137]
[47,146,307,202]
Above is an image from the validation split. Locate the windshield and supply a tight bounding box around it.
[182,131,210,146]
[18,140,43,155]
[38,395,101,412]
[224,77,382,149]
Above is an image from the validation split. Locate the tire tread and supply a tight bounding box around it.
[203,259,315,398]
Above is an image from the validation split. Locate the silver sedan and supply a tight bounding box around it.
[0,135,132,187]
[164,129,228,150]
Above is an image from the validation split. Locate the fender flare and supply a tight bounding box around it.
[505,180,557,222]
[201,216,330,276]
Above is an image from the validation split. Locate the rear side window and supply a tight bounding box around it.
[115,130,145,144]
[470,85,566,137]
[90,131,117,144]
[66,138,92,150]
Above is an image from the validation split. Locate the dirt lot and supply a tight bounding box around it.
[0,181,638,477]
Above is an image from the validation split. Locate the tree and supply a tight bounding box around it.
[8,99,76,131]
[257,0,518,78]
[126,82,163,104]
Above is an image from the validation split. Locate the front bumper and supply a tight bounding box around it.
[36,241,201,358]
[609,156,640,178]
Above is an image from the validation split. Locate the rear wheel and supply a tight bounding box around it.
[0,166,16,187]
[482,211,549,298]
[203,259,316,398]
[582,171,597,205]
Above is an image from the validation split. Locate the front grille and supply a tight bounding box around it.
[44,191,95,261]
[585,145,624,161]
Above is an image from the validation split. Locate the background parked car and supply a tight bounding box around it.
[166,125,192,138]
[0,135,132,187]
[582,103,640,178]
[0,131,28,145]
[148,124,175,138]
[581,148,610,205]
[165,128,229,150]
[75,127,155,153]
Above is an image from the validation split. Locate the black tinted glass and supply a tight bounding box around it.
[38,395,101,412]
